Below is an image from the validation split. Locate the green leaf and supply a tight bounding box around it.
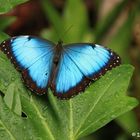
[63,0,88,43]
[0,51,138,140]
[41,0,64,42]
[4,81,22,116]
[94,0,130,42]
[108,2,140,63]
[0,51,19,93]
[41,0,89,43]
[0,17,15,31]
[0,32,9,42]
[116,111,140,134]
[0,0,28,14]
[108,12,135,63]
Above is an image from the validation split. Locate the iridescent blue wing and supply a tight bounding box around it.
[51,43,121,99]
[0,36,55,94]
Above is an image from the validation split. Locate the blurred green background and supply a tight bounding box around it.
[0,0,140,140]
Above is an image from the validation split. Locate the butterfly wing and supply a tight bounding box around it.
[0,36,55,94]
[51,43,121,99]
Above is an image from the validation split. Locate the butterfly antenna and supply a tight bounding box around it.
[53,25,73,44]
[54,27,62,42]
[59,25,73,42]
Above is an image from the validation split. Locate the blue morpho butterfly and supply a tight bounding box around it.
[0,36,121,99]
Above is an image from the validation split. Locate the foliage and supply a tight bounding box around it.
[0,0,28,14]
[0,0,139,140]
[0,50,138,139]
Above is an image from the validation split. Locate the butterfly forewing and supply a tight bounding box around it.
[0,36,55,94]
[51,43,121,99]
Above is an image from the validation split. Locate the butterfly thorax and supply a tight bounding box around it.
[53,41,63,66]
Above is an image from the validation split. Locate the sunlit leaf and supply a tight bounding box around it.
[4,81,22,116]
[0,50,138,139]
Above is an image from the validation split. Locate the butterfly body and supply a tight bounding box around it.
[0,36,121,99]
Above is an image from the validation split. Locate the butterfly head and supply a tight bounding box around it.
[58,40,63,46]
[55,40,63,50]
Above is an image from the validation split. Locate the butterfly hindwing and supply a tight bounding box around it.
[0,36,55,94]
[52,43,121,98]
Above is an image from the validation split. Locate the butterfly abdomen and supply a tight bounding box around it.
[53,55,60,66]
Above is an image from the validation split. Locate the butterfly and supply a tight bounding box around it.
[0,36,121,99]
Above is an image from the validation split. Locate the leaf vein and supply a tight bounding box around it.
[31,99,55,140]
[0,120,16,140]
[74,76,118,138]
[69,99,74,140]
[78,110,117,137]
